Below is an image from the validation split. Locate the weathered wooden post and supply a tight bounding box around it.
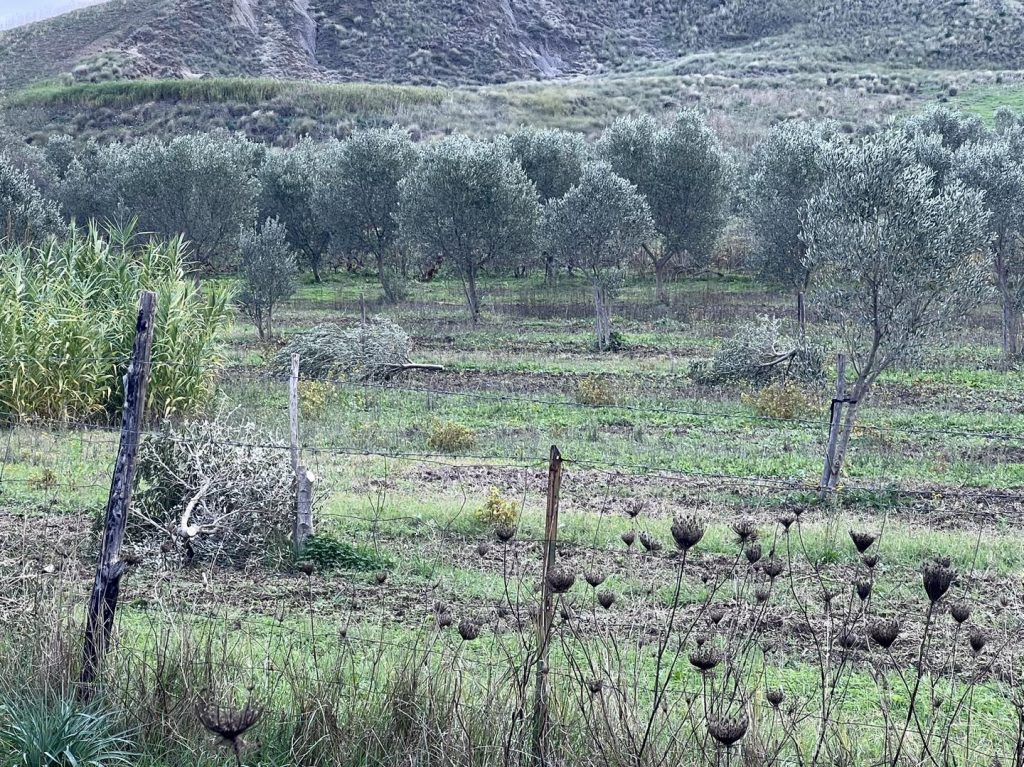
[80,290,156,695]
[819,353,846,497]
[797,291,806,342]
[532,445,562,767]
[289,353,314,553]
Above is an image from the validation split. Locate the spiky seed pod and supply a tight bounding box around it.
[375,571,388,585]
[862,553,880,569]
[754,585,770,604]
[732,517,758,544]
[476,541,491,557]
[458,619,481,641]
[560,603,575,621]
[587,678,604,694]
[197,700,262,745]
[495,524,515,542]
[639,531,662,553]
[766,688,785,708]
[626,500,644,518]
[585,570,606,588]
[856,579,872,601]
[433,601,447,614]
[745,543,763,564]
[708,605,727,625]
[969,626,987,654]
[694,634,708,647]
[671,515,705,552]
[708,713,749,747]
[999,594,1010,608]
[950,602,970,624]
[922,556,955,603]
[621,530,636,548]
[437,611,453,629]
[297,561,315,576]
[761,556,785,580]
[546,565,576,594]
[688,645,721,672]
[338,626,348,639]
[839,631,865,650]
[869,618,900,649]
[849,530,877,554]
[597,591,616,610]
[777,512,797,532]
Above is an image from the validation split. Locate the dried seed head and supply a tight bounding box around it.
[546,565,576,594]
[922,556,955,603]
[766,688,785,708]
[732,517,758,544]
[626,500,644,518]
[951,602,971,624]
[849,530,877,554]
[777,511,797,532]
[597,591,616,610]
[621,530,636,548]
[375,571,388,585]
[476,541,491,557]
[639,531,662,553]
[671,515,705,552]
[458,619,481,641]
[297,561,315,576]
[707,605,727,625]
[862,552,880,569]
[707,713,749,747]
[585,570,606,588]
[437,611,454,629]
[560,603,575,621]
[197,699,262,745]
[688,645,721,672]
[587,678,604,694]
[869,618,900,649]
[694,634,708,647]
[968,626,987,654]
[745,543,763,564]
[495,524,515,542]
[754,585,770,604]
[761,555,785,580]
[855,579,872,601]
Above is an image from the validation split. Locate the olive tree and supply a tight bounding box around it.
[543,163,654,351]
[398,136,540,322]
[599,110,729,302]
[317,128,417,302]
[803,131,991,490]
[259,140,332,283]
[0,155,62,243]
[237,217,298,341]
[746,121,836,291]
[507,127,587,203]
[953,133,1024,357]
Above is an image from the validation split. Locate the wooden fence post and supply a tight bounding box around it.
[290,354,314,553]
[80,290,157,695]
[533,445,562,767]
[819,353,846,497]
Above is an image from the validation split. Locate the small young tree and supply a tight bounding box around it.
[599,110,729,303]
[746,121,836,291]
[543,163,654,351]
[317,128,417,302]
[259,141,333,283]
[398,136,540,322]
[237,217,297,341]
[0,155,62,243]
[953,133,1024,358]
[803,131,991,490]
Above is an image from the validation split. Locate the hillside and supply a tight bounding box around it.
[2,0,1024,91]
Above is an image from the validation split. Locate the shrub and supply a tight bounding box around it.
[426,420,476,454]
[475,486,518,529]
[0,156,62,244]
[0,695,135,766]
[575,376,616,406]
[298,379,333,420]
[741,381,819,420]
[237,217,298,340]
[0,223,231,421]
[133,415,295,565]
[694,316,823,386]
[301,533,392,572]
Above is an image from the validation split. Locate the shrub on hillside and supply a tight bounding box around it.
[475,486,518,529]
[426,421,476,454]
[574,376,616,406]
[694,316,824,386]
[0,223,231,421]
[0,155,62,244]
[742,381,820,420]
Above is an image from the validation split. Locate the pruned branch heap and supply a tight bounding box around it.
[130,415,294,565]
[695,315,824,386]
[273,317,442,382]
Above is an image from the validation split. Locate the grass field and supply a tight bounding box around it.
[2,270,1023,764]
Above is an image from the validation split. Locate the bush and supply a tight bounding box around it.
[694,316,823,386]
[237,217,297,340]
[298,379,333,419]
[575,376,616,406]
[0,156,62,244]
[475,486,518,529]
[133,415,295,565]
[741,381,820,420]
[0,695,135,766]
[426,420,476,454]
[301,533,392,572]
[0,223,231,421]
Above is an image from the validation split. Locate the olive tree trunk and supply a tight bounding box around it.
[592,281,613,351]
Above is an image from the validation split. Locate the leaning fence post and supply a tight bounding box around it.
[533,445,562,767]
[80,290,157,696]
[819,353,846,497]
[289,354,314,553]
